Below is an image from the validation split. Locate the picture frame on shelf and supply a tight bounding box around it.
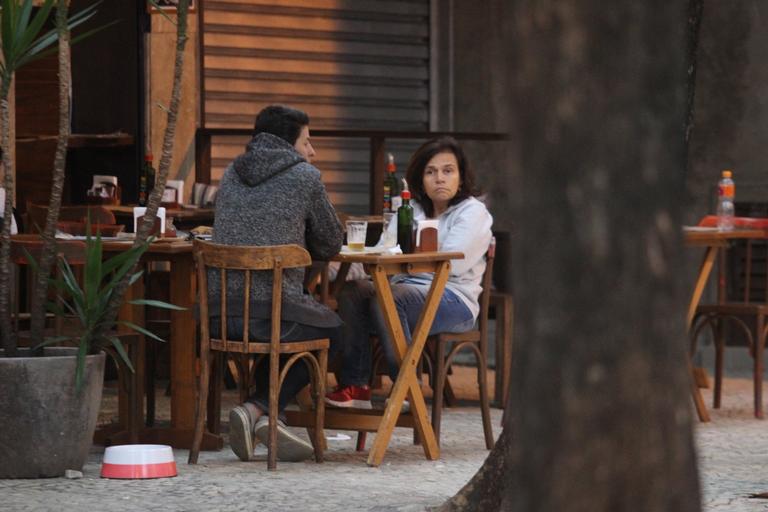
[148,0,196,13]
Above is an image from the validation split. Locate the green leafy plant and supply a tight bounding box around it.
[28,231,183,390]
[0,0,113,358]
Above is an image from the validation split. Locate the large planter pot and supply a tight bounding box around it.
[0,347,105,478]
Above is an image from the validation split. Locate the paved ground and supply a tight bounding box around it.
[3,369,768,511]
[698,377,768,511]
[0,367,500,512]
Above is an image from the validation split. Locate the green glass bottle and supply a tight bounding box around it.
[397,189,414,253]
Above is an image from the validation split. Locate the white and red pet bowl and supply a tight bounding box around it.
[101,444,177,479]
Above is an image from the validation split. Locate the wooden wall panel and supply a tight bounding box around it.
[201,0,430,214]
[149,11,199,205]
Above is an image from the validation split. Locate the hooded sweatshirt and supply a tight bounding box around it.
[391,196,493,321]
[210,132,343,327]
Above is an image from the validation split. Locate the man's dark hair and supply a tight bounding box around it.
[253,105,310,145]
[405,136,480,218]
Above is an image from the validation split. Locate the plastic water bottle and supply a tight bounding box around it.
[716,169,735,231]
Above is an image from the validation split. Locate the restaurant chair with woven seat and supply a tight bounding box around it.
[189,240,329,470]
[423,238,496,449]
[690,215,768,418]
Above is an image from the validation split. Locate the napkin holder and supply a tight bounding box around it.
[87,175,121,205]
[133,206,166,235]
[415,220,438,253]
[162,180,184,209]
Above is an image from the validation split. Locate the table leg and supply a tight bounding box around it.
[366,262,450,466]
[169,254,196,430]
[687,247,717,329]
[117,276,145,441]
[687,246,717,423]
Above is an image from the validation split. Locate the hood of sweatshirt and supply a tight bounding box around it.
[232,132,305,187]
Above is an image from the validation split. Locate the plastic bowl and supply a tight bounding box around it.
[100,444,177,479]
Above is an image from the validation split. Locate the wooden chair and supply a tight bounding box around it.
[188,241,329,470]
[424,238,496,449]
[10,237,87,337]
[690,215,768,418]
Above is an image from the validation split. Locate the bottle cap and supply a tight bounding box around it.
[401,190,411,200]
[386,153,396,173]
[145,154,154,162]
[722,169,732,178]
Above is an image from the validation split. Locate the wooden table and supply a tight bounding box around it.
[287,250,463,466]
[684,227,766,422]
[104,205,215,231]
[98,238,221,450]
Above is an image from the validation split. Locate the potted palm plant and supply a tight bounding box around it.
[0,0,191,478]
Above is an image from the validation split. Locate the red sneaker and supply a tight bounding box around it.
[325,385,372,409]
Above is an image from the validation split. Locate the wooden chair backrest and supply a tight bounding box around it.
[477,237,496,338]
[9,237,87,334]
[26,204,117,233]
[194,240,312,353]
[698,216,768,304]
[10,237,88,266]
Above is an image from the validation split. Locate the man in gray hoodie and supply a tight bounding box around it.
[212,105,343,462]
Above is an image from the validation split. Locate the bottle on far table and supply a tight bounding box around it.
[383,153,401,213]
[139,153,156,207]
[397,189,414,253]
[716,169,735,232]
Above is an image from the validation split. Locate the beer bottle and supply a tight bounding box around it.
[383,153,401,213]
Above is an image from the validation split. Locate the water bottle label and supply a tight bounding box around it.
[718,184,735,198]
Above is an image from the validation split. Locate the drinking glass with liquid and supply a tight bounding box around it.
[346,220,368,251]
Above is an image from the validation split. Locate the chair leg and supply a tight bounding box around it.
[356,432,367,451]
[145,338,156,427]
[207,354,223,435]
[188,346,212,464]
[313,348,328,463]
[238,353,251,404]
[714,320,724,409]
[477,345,494,450]
[443,378,458,407]
[755,316,765,419]
[267,353,280,470]
[432,341,446,447]
[297,385,327,453]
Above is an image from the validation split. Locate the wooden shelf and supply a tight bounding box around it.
[16,132,134,149]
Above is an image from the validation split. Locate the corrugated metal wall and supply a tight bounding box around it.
[201,0,430,214]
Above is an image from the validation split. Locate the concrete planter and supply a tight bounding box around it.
[0,347,105,478]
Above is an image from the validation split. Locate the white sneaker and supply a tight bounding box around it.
[228,406,254,461]
[253,416,314,462]
[384,397,411,414]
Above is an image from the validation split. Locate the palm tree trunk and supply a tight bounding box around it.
[28,0,71,354]
[0,78,16,356]
[93,0,191,343]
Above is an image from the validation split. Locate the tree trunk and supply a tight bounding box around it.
[28,0,71,353]
[94,0,190,343]
[439,1,701,511]
[0,80,16,357]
